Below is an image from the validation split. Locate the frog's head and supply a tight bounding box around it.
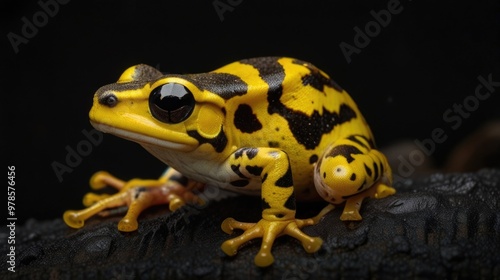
[89,64,226,153]
[313,155,369,204]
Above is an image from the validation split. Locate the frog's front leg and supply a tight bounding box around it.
[63,168,204,231]
[220,147,334,267]
[314,135,396,221]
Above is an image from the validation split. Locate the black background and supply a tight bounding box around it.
[2,0,499,223]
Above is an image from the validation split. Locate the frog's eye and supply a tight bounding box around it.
[149,83,195,124]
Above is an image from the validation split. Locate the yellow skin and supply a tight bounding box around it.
[63,57,395,267]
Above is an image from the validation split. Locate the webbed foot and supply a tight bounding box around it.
[63,170,203,231]
[339,182,397,221]
[374,183,396,199]
[220,204,334,267]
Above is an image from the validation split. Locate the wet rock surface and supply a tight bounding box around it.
[2,168,500,279]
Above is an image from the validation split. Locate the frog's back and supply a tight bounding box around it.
[197,57,375,196]
[211,57,374,149]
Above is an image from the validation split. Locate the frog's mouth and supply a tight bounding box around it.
[90,120,194,151]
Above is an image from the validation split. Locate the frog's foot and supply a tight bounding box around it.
[220,205,334,267]
[63,171,203,231]
[340,193,365,221]
[339,182,396,221]
[339,208,362,221]
[80,171,126,206]
[374,183,396,199]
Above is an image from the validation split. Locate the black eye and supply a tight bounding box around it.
[149,83,195,124]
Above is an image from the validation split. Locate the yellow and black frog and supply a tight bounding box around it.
[64,57,395,267]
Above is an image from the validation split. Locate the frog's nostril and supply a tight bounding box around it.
[99,93,118,107]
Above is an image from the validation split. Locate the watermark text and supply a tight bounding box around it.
[52,128,103,183]
[7,166,16,273]
[393,73,499,182]
[339,0,405,64]
[213,0,243,21]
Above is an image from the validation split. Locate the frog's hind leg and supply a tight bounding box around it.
[63,168,204,231]
[313,135,396,221]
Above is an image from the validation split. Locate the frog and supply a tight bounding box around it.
[63,56,395,267]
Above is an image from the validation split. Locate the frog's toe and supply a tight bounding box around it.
[221,217,255,234]
[221,218,236,234]
[82,193,111,207]
[89,171,112,189]
[90,171,126,191]
[340,210,362,221]
[255,250,275,268]
[118,217,139,232]
[375,184,396,199]
[221,219,261,256]
[285,222,323,253]
[63,210,85,229]
[168,194,186,211]
[303,237,323,253]
[221,238,240,257]
[221,219,278,267]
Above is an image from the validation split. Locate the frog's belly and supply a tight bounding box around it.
[210,181,262,196]
[141,144,262,196]
[141,143,324,200]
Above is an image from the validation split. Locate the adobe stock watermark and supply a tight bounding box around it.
[393,73,499,182]
[213,0,243,22]
[7,0,71,54]
[52,128,103,183]
[339,0,407,64]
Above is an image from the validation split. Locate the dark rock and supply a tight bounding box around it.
[1,169,500,279]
